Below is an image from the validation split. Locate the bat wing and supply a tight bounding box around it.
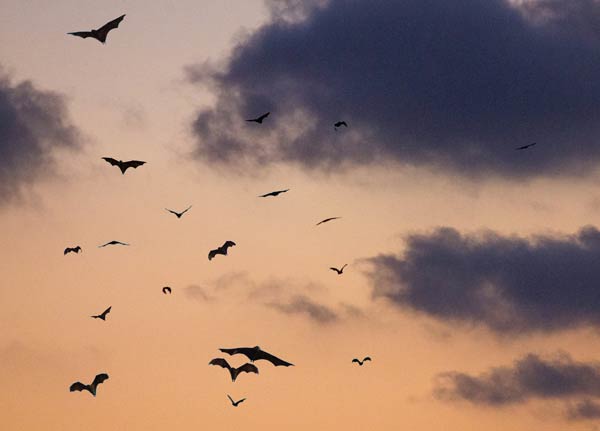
[363,357,372,362]
[123,160,146,170]
[219,347,250,359]
[223,241,236,250]
[102,157,121,167]
[165,208,178,215]
[352,358,360,364]
[209,358,231,369]
[92,373,109,387]
[259,112,270,121]
[227,394,234,404]
[259,192,275,197]
[255,350,294,367]
[64,248,71,255]
[237,363,259,374]
[181,205,192,214]
[96,14,126,41]
[208,249,219,260]
[68,31,93,39]
[102,306,112,316]
[69,382,88,392]
[329,267,339,272]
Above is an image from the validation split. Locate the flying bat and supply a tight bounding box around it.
[98,240,129,248]
[165,205,192,218]
[352,357,372,366]
[69,373,109,396]
[209,358,259,382]
[208,241,236,261]
[227,394,246,407]
[162,286,172,294]
[259,189,289,198]
[334,121,348,130]
[330,264,348,275]
[515,142,537,150]
[316,217,341,226]
[219,346,294,367]
[64,246,82,255]
[102,157,146,174]
[91,306,111,321]
[68,15,125,44]
[246,112,270,124]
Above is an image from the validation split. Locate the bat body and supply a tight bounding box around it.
[515,142,537,150]
[219,346,294,367]
[162,287,172,294]
[316,217,341,226]
[259,189,289,198]
[102,157,146,174]
[165,205,192,218]
[64,246,82,255]
[209,358,258,382]
[330,264,348,275]
[69,373,109,396]
[352,357,372,366]
[91,306,111,321]
[227,395,246,407]
[334,121,348,130]
[208,241,236,260]
[98,240,129,248]
[68,15,125,44]
[246,112,270,124]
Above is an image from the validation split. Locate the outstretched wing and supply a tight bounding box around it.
[102,157,120,166]
[208,248,219,260]
[237,363,259,375]
[223,241,236,249]
[68,31,94,39]
[363,357,372,362]
[329,267,340,273]
[102,306,112,317]
[95,14,126,42]
[227,394,234,404]
[64,248,72,255]
[352,358,360,364]
[209,358,231,369]
[122,160,146,170]
[316,217,341,226]
[254,349,294,367]
[69,382,88,392]
[165,208,178,216]
[258,112,270,121]
[92,373,109,387]
[180,205,192,215]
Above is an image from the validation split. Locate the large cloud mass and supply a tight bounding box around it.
[189,0,600,177]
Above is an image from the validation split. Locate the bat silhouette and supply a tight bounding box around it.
[91,306,111,321]
[68,15,125,44]
[259,189,289,198]
[208,241,236,260]
[246,112,270,124]
[165,205,192,218]
[227,394,246,407]
[162,286,172,294]
[330,264,348,275]
[316,217,341,226]
[209,358,259,382]
[352,357,372,366]
[69,373,109,396]
[219,346,294,367]
[98,240,129,248]
[64,246,82,255]
[515,142,537,150]
[334,121,348,130]
[102,157,146,174]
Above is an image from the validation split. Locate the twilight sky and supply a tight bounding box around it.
[3,0,600,430]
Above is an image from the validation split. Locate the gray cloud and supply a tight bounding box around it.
[0,72,80,203]
[188,0,600,178]
[567,399,600,421]
[435,353,600,406]
[267,294,338,323]
[184,285,214,302]
[367,226,600,333]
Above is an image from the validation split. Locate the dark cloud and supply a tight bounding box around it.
[188,0,600,178]
[366,226,600,333]
[183,285,214,302]
[435,353,600,406]
[267,294,338,323]
[0,72,80,203]
[567,399,600,421]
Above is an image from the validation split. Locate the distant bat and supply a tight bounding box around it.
[334,121,348,130]
[219,346,294,367]
[165,205,192,218]
[352,357,371,366]
[208,241,236,260]
[246,112,270,124]
[515,142,537,150]
[209,358,259,382]
[91,306,111,321]
[162,286,172,294]
[330,264,348,275]
[316,217,341,226]
[64,246,82,255]
[69,373,109,396]
[227,394,246,407]
[259,189,289,198]
[98,240,129,248]
[102,157,146,174]
[68,15,125,44]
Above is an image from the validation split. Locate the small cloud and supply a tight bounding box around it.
[267,294,338,324]
[184,285,214,302]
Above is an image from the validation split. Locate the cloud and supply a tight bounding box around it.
[183,285,214,302]
[567,399,600,421]
[0,71,80,203]
[267,294,339,323]
[435,353,600,406]
[366,225,600,334]
[188,0,600,178]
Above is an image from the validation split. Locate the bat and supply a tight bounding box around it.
[334,121,348,130]
[64,246,82,255]
[68,15,126,44]
[227,394,246,407]
[102,157,146,174]
[219,346,294,367]
[165,205,192,218]
[259,189,289,198]
[329,264,348,275]
[209,358,259,382]
[162,286,172,294]
[208,241,236,261]
[316,217,341,226]
[91,306,111,321]
[98,240,129,247]
[69,373,109,396]
[515,142,537,150]
[246,112,270,124]
[352,357,372,366]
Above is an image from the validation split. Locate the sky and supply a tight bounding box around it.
[3,0,600,430]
